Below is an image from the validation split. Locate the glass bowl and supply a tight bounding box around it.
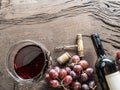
[5,40,51,84]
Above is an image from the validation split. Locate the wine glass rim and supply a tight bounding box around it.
[5,40,49,84]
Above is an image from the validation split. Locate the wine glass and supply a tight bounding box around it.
[5,40,52,90]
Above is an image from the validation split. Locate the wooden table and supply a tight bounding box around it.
[0,0,120,90]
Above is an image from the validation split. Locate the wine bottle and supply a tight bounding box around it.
[91,33,120,90]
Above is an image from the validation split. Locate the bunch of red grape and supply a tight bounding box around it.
[45,55,96,90]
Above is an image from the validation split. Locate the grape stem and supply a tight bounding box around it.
[67,64,71,67]
[57,78,69,90]
[82,70,84,74]
[60,80,69,90]
[57,77,61,81]
[92,85,97,90]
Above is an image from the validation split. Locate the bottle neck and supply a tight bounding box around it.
[91,33,105,58]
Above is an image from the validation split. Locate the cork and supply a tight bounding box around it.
[77,34,84,57]
[57,52,71,64]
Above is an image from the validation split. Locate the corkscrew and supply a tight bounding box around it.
[55,34,84,57]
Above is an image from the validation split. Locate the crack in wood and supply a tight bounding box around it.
[112,44,120,49]
[102,25,120,33]
[101,39,112,44]
[112,34,120,38]
[64,0,74,4]
[108,38,120,44]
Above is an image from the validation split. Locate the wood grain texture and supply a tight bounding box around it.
[0,0,120,90]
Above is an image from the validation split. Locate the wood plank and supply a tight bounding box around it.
[0,0,120,90]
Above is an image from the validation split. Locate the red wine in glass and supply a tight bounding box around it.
[14,45,46,79]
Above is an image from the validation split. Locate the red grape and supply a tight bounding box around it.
[70,71,77,79]
[63,75,73,85]
[79,60,89,69]
[64,67,71,74]
[89,81,96,89]
[117,51,120,59]
[81,73,88,82]
[49,69,58,79]
[72,55,80,63]
[54,66,60,73]
[45,73,51,81]
[50,80,59,88]
[85,67,94,76]
[82,84,89,90]
[59,69,67,79]
[72,81,81,90]
[73,65,82,73]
